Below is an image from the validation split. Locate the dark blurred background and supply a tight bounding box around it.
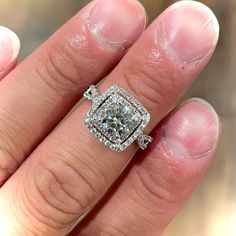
[0,0,235,235]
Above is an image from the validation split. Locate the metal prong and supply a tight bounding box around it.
[137,134,153,150]
[83,85,98,101]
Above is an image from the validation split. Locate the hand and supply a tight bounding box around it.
[0,0,220,235]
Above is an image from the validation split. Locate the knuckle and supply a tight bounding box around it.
[33,166,78,229]
[0,110,33,176]
[31,144,107,228]
[0,117,23,183]
[35,159,91,214]
[131,164,178,215]
[35,38,88,98]
[0,146,19,183]
[121,59,175,112]
[7,181,53,235]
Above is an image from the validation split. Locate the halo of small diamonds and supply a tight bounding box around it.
[84,85,152,152]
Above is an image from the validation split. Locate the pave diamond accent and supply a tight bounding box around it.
[137,135,153,150]
[94,95,141,144]
[84,85,152,152]
[83,85,98,100]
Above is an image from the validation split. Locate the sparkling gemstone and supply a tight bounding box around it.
[84,85,151,152]
[137,134,153,150]
[83,85,98,100]
[94,96,141,144]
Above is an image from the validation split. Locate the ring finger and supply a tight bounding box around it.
[0,1,219,235]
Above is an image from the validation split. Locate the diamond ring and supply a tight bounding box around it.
[83,85,152,152]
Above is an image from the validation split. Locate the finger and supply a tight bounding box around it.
[72,99,220,236]
[0,26,20,80]
[0,1,219,235]
[0,0,146,184]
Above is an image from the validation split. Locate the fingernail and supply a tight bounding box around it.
[163,99,220,159]
[0,26,20,70]
[88,0,146,49]
[157,1,219,64]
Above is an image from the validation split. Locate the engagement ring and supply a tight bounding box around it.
[84,85,152,152]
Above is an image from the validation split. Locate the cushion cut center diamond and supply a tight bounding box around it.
[94,95,141,144]
[84,85,152,152]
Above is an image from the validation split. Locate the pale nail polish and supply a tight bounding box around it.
[163,99,220,159]
[157,1,219,64]
[0,26,20,71]
[88,0,146,49]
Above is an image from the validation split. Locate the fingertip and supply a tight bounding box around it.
[0,26,20,79]
[162,98,220,159]
[170,0,220,42]
[0,26,20,63]
[88,0,147,49]
[156,0,219,65]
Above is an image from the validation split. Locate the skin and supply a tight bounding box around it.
[0,26,20,80]
[0,0,220,235]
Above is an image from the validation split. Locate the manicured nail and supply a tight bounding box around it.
[0,26,20,71]
[157,1,219,64]
[163,99,220,159]
[88,0,146,49]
